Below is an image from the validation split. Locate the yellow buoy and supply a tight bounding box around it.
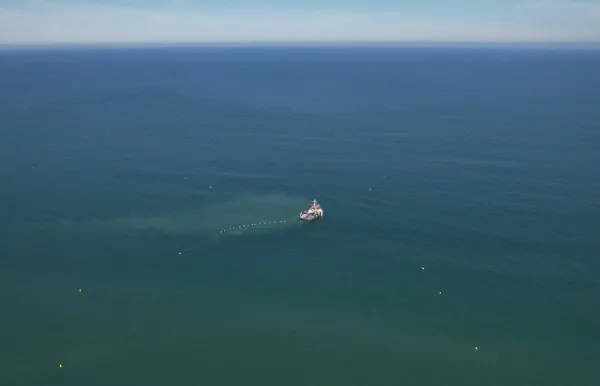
[474,345,479,351]
[58,364,63,369]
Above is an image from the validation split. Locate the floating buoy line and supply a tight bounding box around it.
[176,216,299,256]
[219,218,292,234]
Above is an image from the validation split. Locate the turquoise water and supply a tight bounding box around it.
[1,46,599,385]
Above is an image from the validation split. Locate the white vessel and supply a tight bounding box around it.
[299,199,323,222]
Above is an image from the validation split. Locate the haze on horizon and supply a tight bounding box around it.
[1,0,600,45]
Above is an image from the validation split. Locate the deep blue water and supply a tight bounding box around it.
[1,45,599,386]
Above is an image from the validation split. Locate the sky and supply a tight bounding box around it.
[1,0,599,45]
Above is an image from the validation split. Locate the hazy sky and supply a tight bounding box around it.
[1,0,599,44]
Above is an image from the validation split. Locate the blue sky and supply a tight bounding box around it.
[1,0,599,44]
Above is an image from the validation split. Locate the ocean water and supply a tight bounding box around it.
[1,45,599,386]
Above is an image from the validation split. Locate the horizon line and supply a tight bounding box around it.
[1,40,600,49]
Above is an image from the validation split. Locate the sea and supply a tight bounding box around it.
[0,44,599,386]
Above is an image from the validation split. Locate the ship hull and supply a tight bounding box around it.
[299,211,322,222]
[299,215,321,222]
